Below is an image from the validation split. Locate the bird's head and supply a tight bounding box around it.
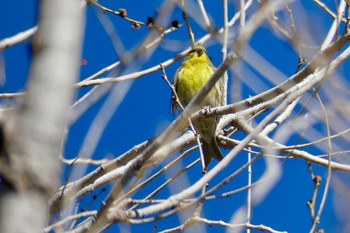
[185,45,209,62]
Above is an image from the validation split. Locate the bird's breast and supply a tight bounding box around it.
[176,61,220,108]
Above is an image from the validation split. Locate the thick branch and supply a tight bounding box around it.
[0,1,84,232]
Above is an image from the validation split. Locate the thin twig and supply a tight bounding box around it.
[159,216,287,233]
[88,0,154,29]
[306,163,321,224]
[246,122,252,233]
[181,0,195,47]
[285,4,305,72]
[313,0,347,23]
[197,0,212,31]
[309,91,333,233]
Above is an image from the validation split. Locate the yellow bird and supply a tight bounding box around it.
[171,45,225,168]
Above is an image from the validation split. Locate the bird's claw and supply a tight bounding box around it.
[201,105,211,115]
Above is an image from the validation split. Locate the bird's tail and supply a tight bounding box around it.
[202,138,223,167]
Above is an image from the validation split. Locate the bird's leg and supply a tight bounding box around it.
[195,133,207,173]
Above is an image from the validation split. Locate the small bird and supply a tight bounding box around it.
[171,45,225,168]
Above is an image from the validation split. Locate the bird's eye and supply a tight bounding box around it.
[196,49,203,56]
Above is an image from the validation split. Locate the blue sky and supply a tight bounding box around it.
[1,0,348,232]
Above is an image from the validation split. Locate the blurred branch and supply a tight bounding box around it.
[0,1,84,233]
[0,26,37,51]
[197,0,212,32]
[222,0,229,105]
[320,0,347,51]
[246,124,252,233]
[0,92,25,99]
[61,157,110,166]
[44,211,97,233]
